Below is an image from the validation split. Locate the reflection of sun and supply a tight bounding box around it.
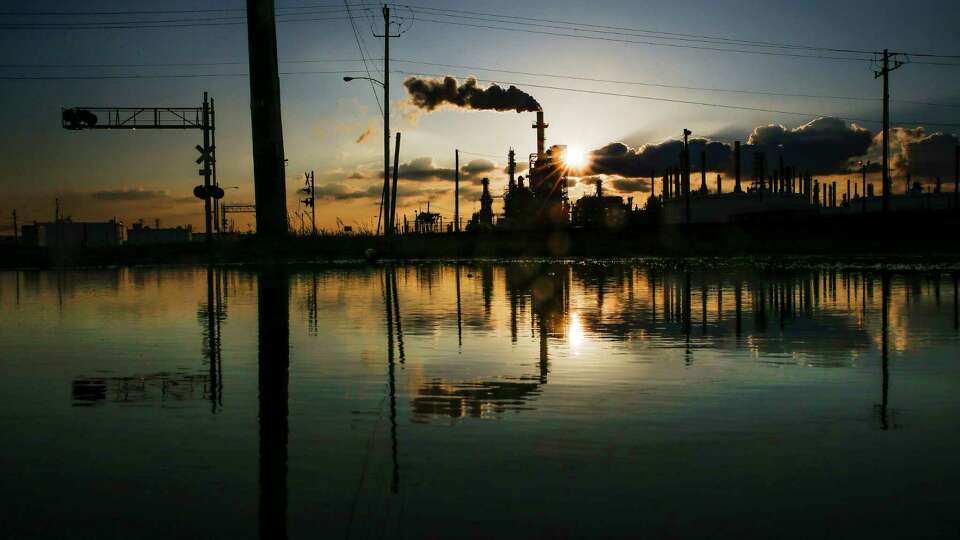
[569,311,585,351]
[564,146,586,169]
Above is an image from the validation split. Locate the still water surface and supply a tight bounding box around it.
[1,262,959,539]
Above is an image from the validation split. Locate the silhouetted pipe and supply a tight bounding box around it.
[955,145,959,211]
[734,141,742,193]
[700,150,707,193]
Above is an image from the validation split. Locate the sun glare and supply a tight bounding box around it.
[564,146,587,169]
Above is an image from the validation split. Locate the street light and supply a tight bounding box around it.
[344,74,391,236]
[343,76,384,86]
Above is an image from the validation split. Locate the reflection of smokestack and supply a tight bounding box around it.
[533,111,548,160]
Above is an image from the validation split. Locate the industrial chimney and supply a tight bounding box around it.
[533,111,548,160]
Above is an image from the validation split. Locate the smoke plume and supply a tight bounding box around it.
[404,76,541,113]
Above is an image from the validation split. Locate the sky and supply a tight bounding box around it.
[1,0,959,234]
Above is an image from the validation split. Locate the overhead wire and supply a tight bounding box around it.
[344,0,383,115]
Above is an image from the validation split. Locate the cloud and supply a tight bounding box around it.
[745,117,872,174]
[461,159,496,175]
[504,161,529,174]
[398,157,457,182]
[345,171,367,180]
[315,183,379,201]
[610,178,650,193]
[883,127,958,178]
[587,139,731,177]
[584,117,873,178]
[91,188,171,201]
[355,127,373,144]
[314,182,452,203]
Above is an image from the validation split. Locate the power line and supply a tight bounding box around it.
[4,55,959,109]
[344,0,383,116]
[0,15,356,30]
[0,70,368,80]
[406,17,881,63]
[398,69,960,127]
[394,3,960,60]
[391,58,960,109]
[0,3,379,16]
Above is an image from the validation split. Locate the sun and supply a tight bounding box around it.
[564,146,587,170]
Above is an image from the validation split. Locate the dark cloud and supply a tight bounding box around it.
[461,159,496,175]
[315,183,378,201]
[504,161,529,174]
[610,178,650,193]
[587,139,731,177]
[585,117,873,178]
[746,117,872,175]
[886,127,958,178]
[91,189,170,201]
[398,157,457,182]
[315,182,451,203]
[404,76,541,113]
[345,171,366,180]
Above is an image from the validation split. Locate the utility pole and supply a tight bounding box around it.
[210,97,219,237]
[374,6,400,236]
[202,92,213,247]
[874,49,905,213]
[246,0,288,238]
[454,149,460,232]
[11,209,17,244]
[300,171,315,236]
[683,129,691,224]
[390,133,401,235]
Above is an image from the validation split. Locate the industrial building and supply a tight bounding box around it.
[21,219,125,249]
[127,221,193,245]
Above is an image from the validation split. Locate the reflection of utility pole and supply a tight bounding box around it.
[382,268,400,494]
[257,266,289,539]
[874,49,905,213]
[455,263,463,350]
[878,270,891,430]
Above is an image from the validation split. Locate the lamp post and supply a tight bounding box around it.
[344,76,391,236]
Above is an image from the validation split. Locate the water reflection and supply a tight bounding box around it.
[257,266,289,540]
[3,262,960,538]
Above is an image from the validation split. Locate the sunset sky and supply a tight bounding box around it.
[1,0,959,233]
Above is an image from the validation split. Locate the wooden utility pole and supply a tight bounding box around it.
[682,129,691,224]
[202,92,213,246]
[875,49,904,213]
[390,133,401,235]
[246,0,288,238]
[11,209,17,244]
[454,149,460,232]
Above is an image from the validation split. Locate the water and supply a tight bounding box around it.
[1,262,958,539]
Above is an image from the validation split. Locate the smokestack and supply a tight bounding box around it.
[955,145,959,212]
[734,141,742,193]
[533,111,547,160]
[507,148,516,188]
